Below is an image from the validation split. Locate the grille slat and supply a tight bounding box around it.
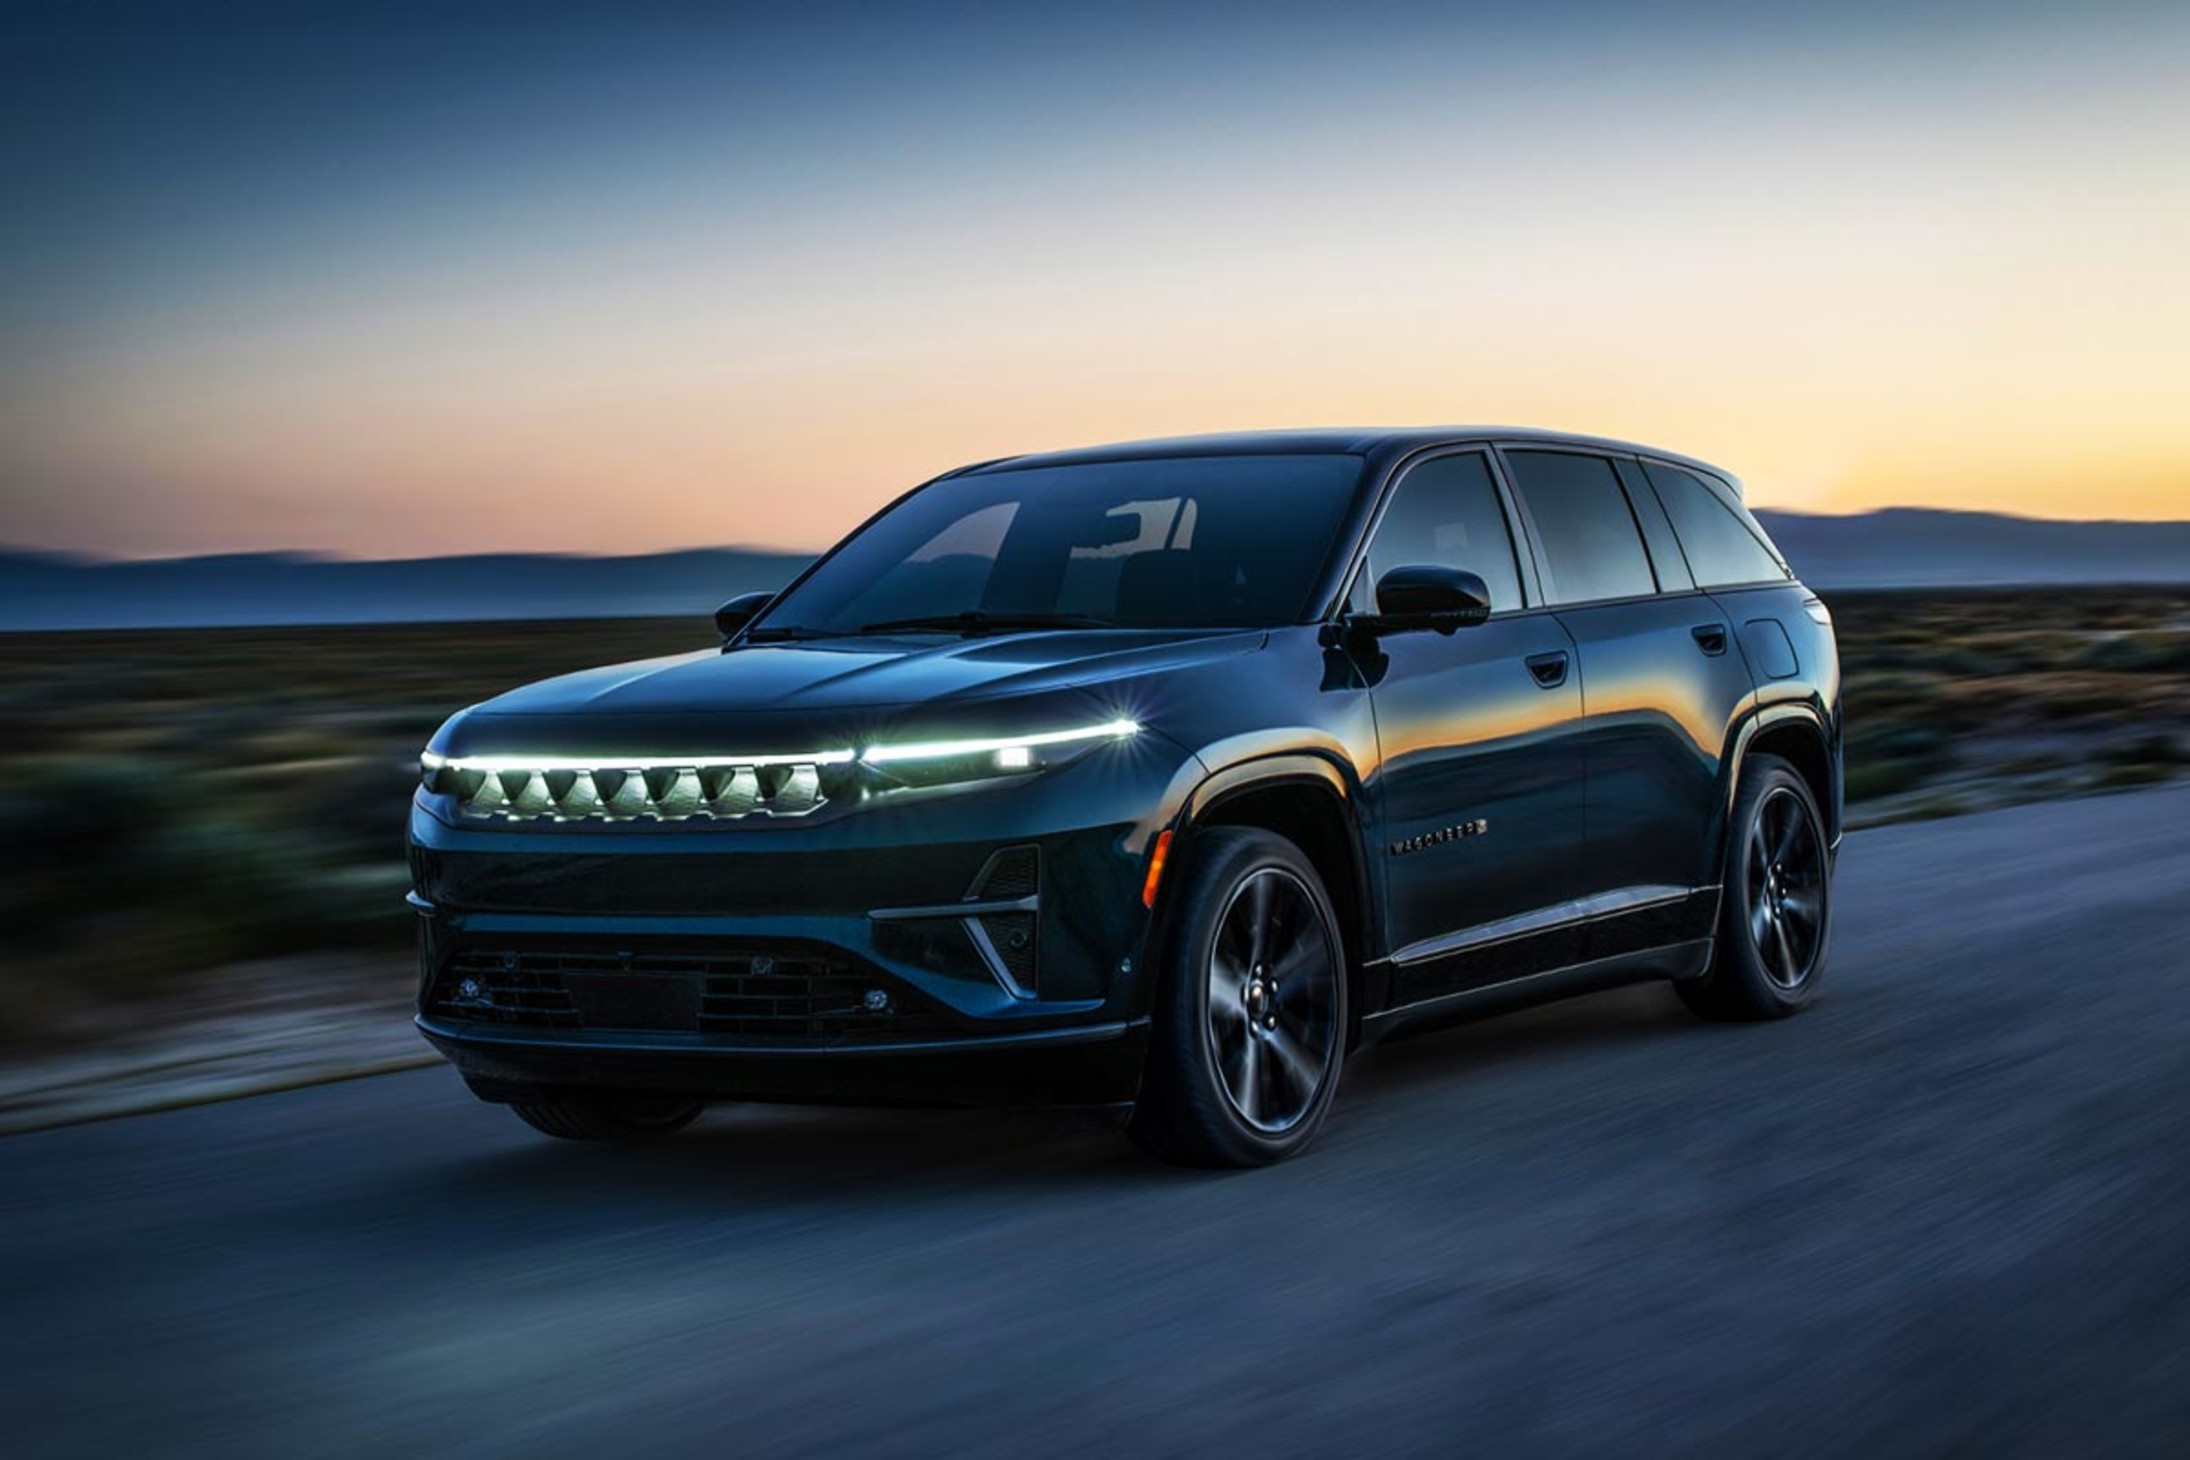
[428,760,840,823]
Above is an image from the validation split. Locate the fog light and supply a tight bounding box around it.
[863,988,892,1013]
[454,977,486,1003]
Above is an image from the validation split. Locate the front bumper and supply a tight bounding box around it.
[420,1014,1149,1108]
[407,726,1196,1107]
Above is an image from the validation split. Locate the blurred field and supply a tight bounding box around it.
[1,589,2185,1048]
[1830,588,2190,818]
[0,618,716,1046]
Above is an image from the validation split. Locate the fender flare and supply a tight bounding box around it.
[1167,750,1381,973]
[1180,750,1361,828]
[1719,701,1839,864]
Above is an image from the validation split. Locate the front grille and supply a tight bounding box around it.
[425,760,846,822]
[431,954,581,1028]
[429,948,958,1041]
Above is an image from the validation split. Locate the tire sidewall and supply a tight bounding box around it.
[1718,757,1832,1013]
[1153,827,1348,1164]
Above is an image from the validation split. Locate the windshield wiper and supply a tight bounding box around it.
[741,624,828,643]
[857,610,1116,637]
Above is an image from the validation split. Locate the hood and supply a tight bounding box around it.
[433,628,1260,758]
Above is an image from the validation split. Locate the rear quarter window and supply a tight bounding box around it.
[1643,462,1789,588]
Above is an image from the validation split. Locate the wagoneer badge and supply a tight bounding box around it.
[1389,819,1489,857]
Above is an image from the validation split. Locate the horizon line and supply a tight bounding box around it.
[9,503,2190,567]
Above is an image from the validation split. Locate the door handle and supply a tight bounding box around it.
[1525,651,1569,688]
[1691,624,1728,656]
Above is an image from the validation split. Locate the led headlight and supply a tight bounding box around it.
[858,718,1139,783]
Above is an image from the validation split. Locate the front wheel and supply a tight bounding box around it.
[1678,753,1833,1021]
[1127,827,1348,1167]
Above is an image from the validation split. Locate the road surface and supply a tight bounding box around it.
[5,786,2188,1457]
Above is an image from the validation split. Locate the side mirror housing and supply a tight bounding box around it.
[714,591,776,643]
[1361,565,1493,635]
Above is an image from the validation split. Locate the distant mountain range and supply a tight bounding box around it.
[3,508,2187,629]
[0,547,813,630]
[1752,508,2190,590]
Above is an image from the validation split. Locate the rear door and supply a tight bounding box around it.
[1496,447,1754,951]
[1354,449,1588,999]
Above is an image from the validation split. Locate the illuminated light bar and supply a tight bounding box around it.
[419,719,1139,822]
[858,719,1141,766]
[422,748,857,774]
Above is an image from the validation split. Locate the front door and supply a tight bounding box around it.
[1356,450,1588,1002]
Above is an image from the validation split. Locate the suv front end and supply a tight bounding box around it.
[409,693,1203,1109]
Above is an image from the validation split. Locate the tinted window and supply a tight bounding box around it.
[758,454,1364,634]
[1644,462,1788,588]
[1504,451,1657,603]
[1365,452,1524,611]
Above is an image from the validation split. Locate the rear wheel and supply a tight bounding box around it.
[1679,752,1832,1021]
[509,1091,706,1141]
[1128,827,1347,1167]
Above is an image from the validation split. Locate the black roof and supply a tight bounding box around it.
[967,426,1743,495]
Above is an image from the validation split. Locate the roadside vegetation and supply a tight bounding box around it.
[1830,589,2190,822]
[1,589,2184,1046]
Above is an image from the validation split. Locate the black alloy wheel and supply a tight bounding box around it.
[1745,783,1827,988]
[1678,752,1833,1021]
[1205,866,1342,1135]
[1129,826,1348,1166]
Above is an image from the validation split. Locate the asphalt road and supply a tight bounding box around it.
[6,787,2189,1458]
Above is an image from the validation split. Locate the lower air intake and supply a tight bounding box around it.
[965,846,1040,997]
[429,949,956,1041]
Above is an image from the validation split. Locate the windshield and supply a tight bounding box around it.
[753,453,1366,637]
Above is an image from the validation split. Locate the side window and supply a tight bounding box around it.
[1364,453,1524,612]
[1643,462,1789,588]
[1503,451,1656,604]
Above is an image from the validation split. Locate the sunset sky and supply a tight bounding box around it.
[4,1,2187,559]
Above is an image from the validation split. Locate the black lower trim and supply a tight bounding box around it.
[1381,888,1718,1007]
[418,1014,1149,1109]
[1363,940,1713,1045]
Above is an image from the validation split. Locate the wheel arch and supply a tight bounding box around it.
[1170,753,1379,1042]
[1721,705,1839,866]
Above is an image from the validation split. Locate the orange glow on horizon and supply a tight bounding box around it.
[7,12,2186,558]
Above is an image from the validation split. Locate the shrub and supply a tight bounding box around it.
[1843,759,1935,802]
[2076,632,2190,673]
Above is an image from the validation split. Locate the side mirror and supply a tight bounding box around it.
[714,591,776,643]
[1362,565,1493,635]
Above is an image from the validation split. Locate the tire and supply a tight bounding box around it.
[1678,752,1833,1021]
[510,1091,706,1141]
[1127,826,1349,1167]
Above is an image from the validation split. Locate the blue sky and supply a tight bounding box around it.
[4,1,2186,556]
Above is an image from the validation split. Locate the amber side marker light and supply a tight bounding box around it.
[1142,829,1175,908]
